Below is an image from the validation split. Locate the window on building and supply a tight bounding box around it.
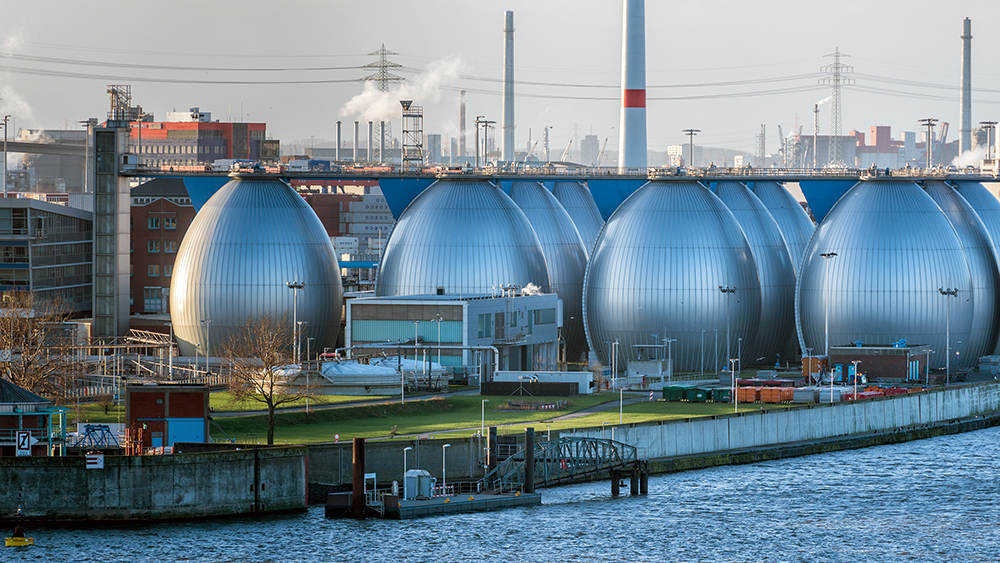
[477,313,492,339]
[164,240,177,253]
[147,264,159,277]
[143,286,165,313]
[510,311,518,327]
[532,308,556,325]
[147,216,160,230]
[164,264,172,277]
[163,216,177,230]
[147,239,160,253]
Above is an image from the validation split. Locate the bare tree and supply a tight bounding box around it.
[0,290,75,399]
[222,315,304,445]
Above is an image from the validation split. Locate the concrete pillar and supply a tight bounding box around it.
[524,427,535,494]
[351,437,366,518]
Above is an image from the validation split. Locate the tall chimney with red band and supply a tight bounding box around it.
[618,0,647,172]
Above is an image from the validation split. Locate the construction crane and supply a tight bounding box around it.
[594,137,609,168]
[559,137,574,162]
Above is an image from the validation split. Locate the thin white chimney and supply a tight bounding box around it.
[501,10,515,163]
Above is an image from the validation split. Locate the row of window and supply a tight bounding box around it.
[146,264,173,277]
[476,308,557,339]
[147,216,178,230]
[146,239,178,253]
[131,144,225,155]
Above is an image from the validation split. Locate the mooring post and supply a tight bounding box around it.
[488,426,499,470]
[524,427,535,494]
[640,463,649,495]
[351,437,366,518]
[611,470,620,497]
[630,466,640,496]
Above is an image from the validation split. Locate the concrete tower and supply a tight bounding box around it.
[618,0,647,172]
[459,90,467,158]
[960,17,972,154]
[501,10,515,163]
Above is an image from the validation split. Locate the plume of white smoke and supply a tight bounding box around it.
[952,146,987,168]
[340,56,463,122]
[815,96,832,107]
[2,28,24,52]
[521,283,543,296]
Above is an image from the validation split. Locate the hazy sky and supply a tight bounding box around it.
[3,0,999,154]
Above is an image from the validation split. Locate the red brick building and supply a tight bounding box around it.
[129,107,268,168]
[130,178,196,314]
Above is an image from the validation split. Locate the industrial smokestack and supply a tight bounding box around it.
[960,17,972,154]
[501,10,515,163]
[336,120,342,161]
[354,120,360,163]
[617,0,647,172]
[379,121,386,163]
[368,121,374,163]
[459,90,467,158]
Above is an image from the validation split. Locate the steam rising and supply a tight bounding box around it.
[815,96,832,107]
[952,147,986,168]
[340,56,463,122]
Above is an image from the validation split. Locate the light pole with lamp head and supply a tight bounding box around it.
[432,313,444,367]
[402,446,413,481]
[718,285,736,378]
[441,443,452,495]
[819,252,838,357]
[850,359,862,398]
[481,399,489,438]
[201,319,211,375]
[939,287,958,385]
[286,281,304,363]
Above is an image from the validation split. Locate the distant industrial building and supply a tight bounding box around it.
[346,292,563,371]
[580,135,600,166]
[0,197,93,313]
[128,107,271,168]
[427,134,442,164]
[129,178,195,314]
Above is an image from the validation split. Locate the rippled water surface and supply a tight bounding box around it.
[9,426,1000,561]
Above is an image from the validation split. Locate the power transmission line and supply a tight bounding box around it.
[443,84,826,101]
[0,63,362,85]
[406,69,823,89]
[0,51,365,72]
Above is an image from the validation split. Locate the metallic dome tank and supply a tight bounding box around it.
[553,181,605,253]
[170,176,343,356]
[796,180,975,369]
[713,181,795,363]
[510,181,589,357]
[923,180,1000,358]
[377,178,550,296]
[750,181,815,269]
[584,180,761,372]
[953,181,1000,353]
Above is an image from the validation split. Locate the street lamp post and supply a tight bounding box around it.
[939,287,958,385]
[432,314,444,367]
[441,443,452,495]
[736,337,743,377]
[820,252,838,357]
[924,349,933,385]
[402,446,413,481]
[851,359,862,398]
[286,281,304,363]
[201,319,211,375]
[663,337,677,384]
[718,286,736,378]
[481,399,489,438]
[413,320,421,366]
[700,329,705,378]
[730,358,739,412]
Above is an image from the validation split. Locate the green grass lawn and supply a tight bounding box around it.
[207,391,390,413]
[211,393,618,444]
[210,393,802,445]
[64,391,392,426]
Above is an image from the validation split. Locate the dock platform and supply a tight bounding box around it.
[384,493,541,519]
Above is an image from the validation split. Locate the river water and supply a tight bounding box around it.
[10,426,1000,561]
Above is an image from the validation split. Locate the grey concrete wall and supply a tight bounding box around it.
[307,437,486,488]
[564,382,1000,460]
[0,447,307,522]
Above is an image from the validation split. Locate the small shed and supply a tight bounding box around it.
[829,343,932,383]
[0,379,53,457]
[126,384,210,448]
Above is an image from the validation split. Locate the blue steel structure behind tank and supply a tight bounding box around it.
[796,180,975,369]
[796,179,859,223]
[586,178,647,219]
[584,179,761,372]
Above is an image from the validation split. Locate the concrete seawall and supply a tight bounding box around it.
[562,382,1000,459]
[1,446,308,523]
[306,382,1000,494]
